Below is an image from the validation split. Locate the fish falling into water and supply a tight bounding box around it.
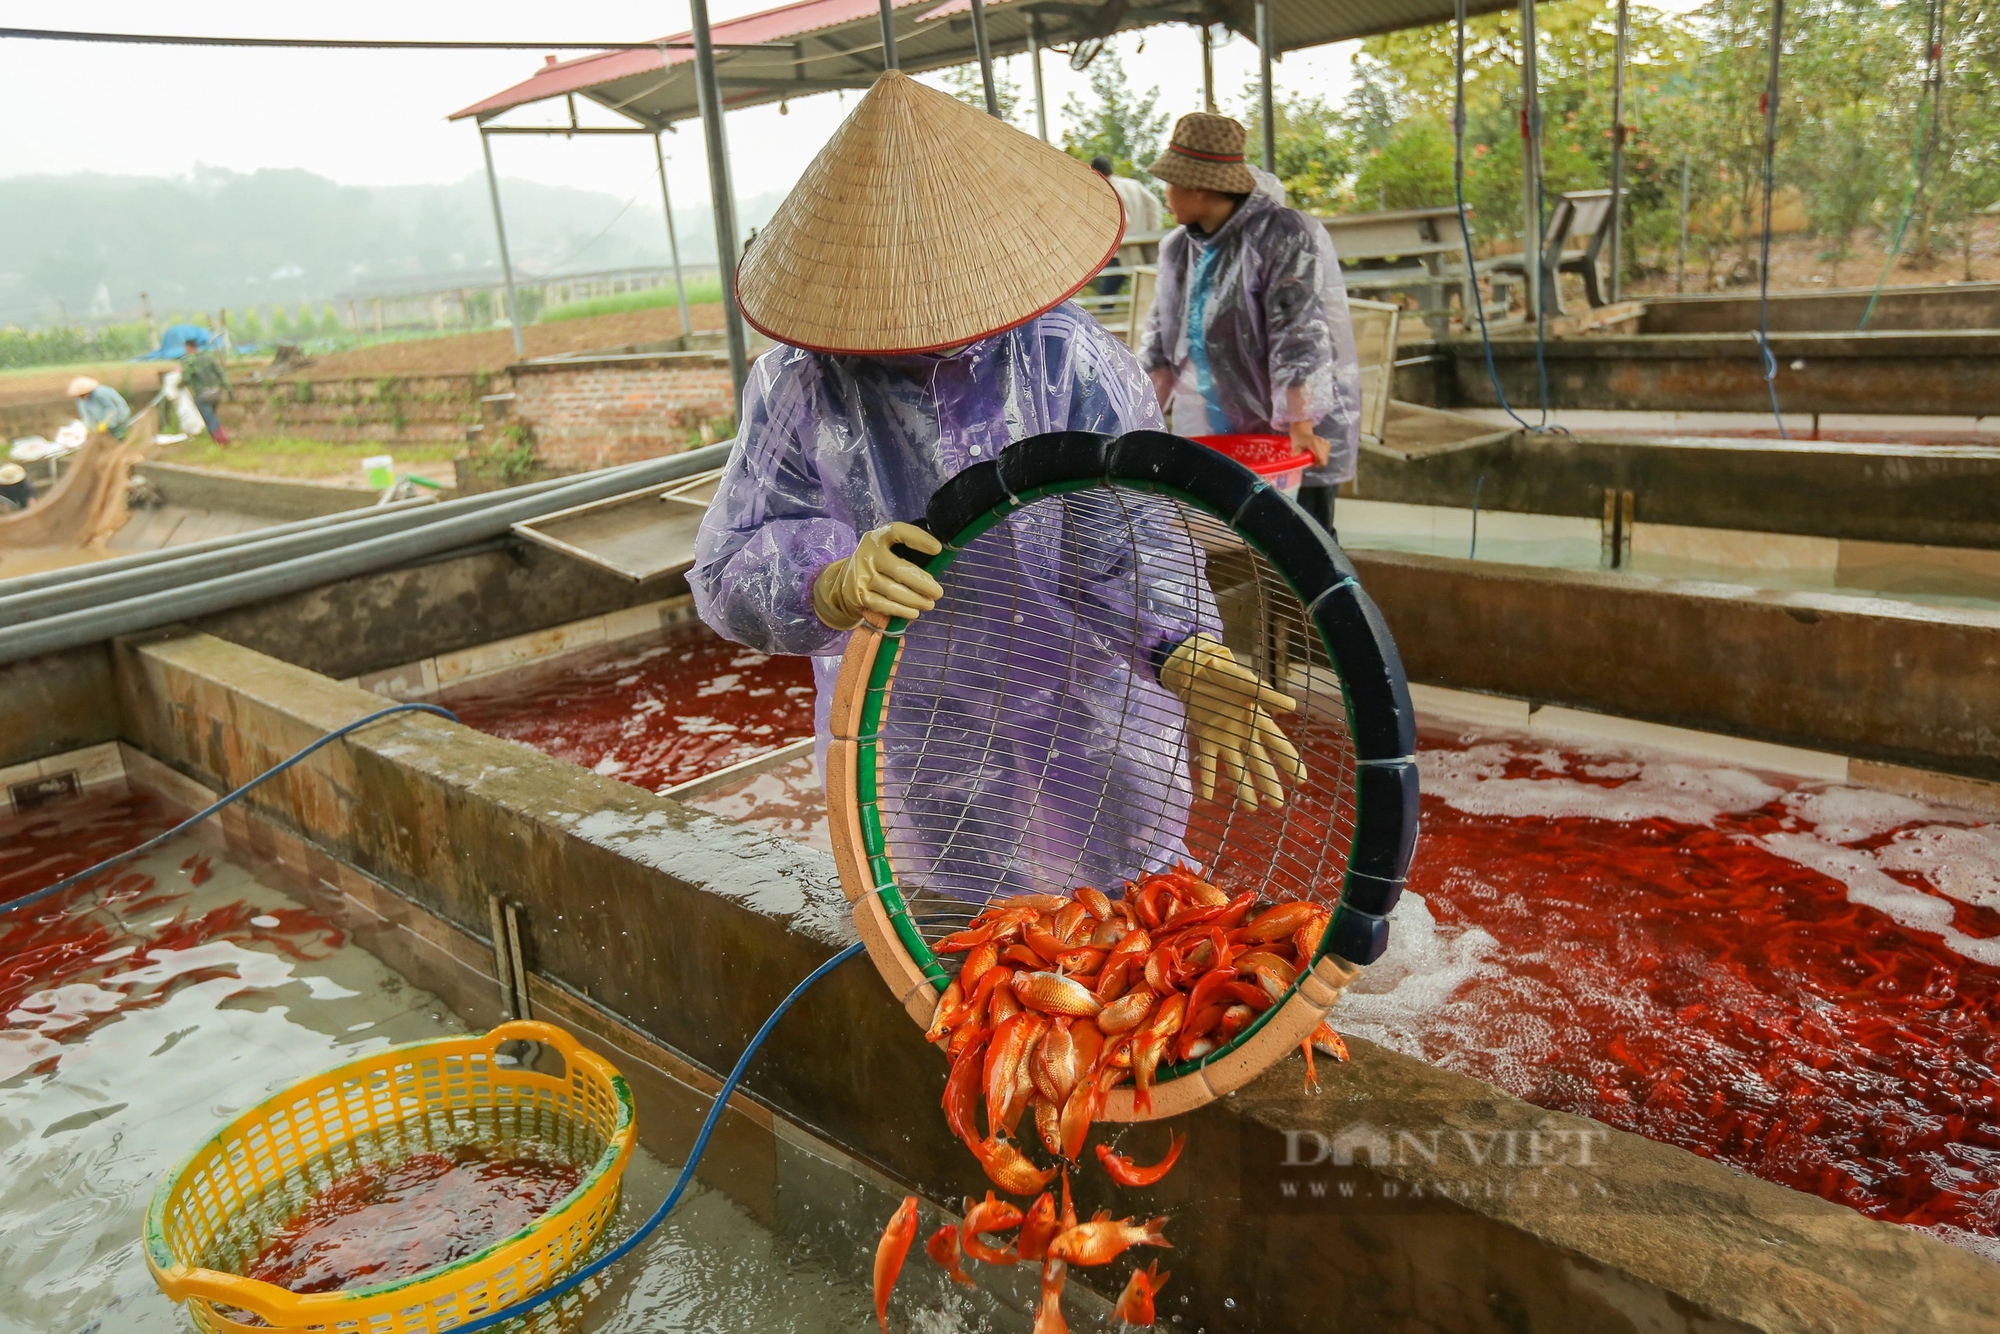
[869,867,1347,1329]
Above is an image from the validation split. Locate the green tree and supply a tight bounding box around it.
[1060,50,1169,179]
[1790,102,1890,285]
[938,62,1024,128]
[237,308,266,343]
[1237,87,1355,212]
[1352,117,1458,211]
[269,305,293,339]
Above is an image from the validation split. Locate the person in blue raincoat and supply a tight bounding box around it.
[1139,113,1362,534]
[67,377,133,441]
[690,72,1304,905]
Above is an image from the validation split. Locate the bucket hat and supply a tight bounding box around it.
[0,463,26,485]
[1148,113,1259,195]
[734,70,1123,356]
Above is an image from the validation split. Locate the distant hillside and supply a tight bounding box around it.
[0,166,785,328]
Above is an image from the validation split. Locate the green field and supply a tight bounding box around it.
[541,280,725,324]
[147,434,462,480]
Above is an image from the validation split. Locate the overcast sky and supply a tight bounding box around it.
[0,1,1360,221]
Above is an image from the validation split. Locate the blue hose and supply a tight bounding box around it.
[446,938,868,1332]
[2,702,460,917]
[2,697,869,1330]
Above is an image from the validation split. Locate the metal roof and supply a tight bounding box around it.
[449,0,1522,128]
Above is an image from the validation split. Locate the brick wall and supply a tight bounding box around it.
[507,352,735,471]
[218,373,490,444]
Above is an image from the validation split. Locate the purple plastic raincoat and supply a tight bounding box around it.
[1139,189,1363,487]
[691,303,1220,897]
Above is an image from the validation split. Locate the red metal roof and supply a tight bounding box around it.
[448,0,928,121]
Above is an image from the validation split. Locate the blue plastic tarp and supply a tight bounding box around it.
[135,324,223,360]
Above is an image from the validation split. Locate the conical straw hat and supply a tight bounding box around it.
[736,71,1124,356]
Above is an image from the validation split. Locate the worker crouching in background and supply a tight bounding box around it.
[0,463,32,513]
[1140,113,1361,534]
[690,72,1304,900]
[67,377,132,440]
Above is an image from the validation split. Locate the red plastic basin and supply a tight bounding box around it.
[1189,433,1313,495]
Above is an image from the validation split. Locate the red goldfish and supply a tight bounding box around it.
[1095,1132,1185,1188]
[1033,1258,1069,1334]
[1113,1260,1171,1326]
[961,1190,1023,1265]
[873,1196,918,1334]
[1046,1214,1170,1268]
[1012,971,1103,1018]
[972,1136,1057,1195]
[1016,1191,1060,1261]
[925,1224,975,1288]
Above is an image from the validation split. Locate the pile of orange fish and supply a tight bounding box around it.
[871,867,1348,1331]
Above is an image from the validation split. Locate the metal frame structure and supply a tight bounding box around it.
[451,0,1531,407]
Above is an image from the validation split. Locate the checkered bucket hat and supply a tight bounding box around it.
[1148,113,1258,194]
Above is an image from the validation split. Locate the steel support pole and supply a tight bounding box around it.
[1519,0,1543,319]
[968,0,999,117]
[653,133,695,344]
[690,0,749,405]
[1676,155,1691,293]
[878,0,898,70]
[1027,12,1048,139]
[1608,0,1630,303]
[1255,0,1275,172]
[1201,23,1216,113]
[478,127,526,359]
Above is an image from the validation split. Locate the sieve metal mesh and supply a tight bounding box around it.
[877,484,1360,951]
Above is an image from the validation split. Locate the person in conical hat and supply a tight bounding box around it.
[1140,112,1362,534]
[694,73,1300,905]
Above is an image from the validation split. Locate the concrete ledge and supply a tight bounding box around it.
[1435,328,2000,418]
[108,631,2000,1332]
[1354,550,2000,781]
[137,460,388,521]
[191,539,690,684]
[1352,431,2000,548]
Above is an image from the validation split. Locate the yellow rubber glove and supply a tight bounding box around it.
[1161,633,1307,810]
[812,522,945,630]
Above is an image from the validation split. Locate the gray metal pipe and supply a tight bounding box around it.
[0,444,730,666]
[0,498,433,598]
[1027,12,1047,140]
[877,0,898,70]
[1608,0,1630,304]
[968,0,999,117]
[654,132,695,344]
[1256,0,1276,172]
[0,461,669,624]
[689,0,749,407]
[479,126,528,360]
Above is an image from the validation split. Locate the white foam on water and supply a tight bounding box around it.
[1418,742,1785,825]
[1878,825,2000,912]
[1336,888,1502,1061]
[1757,832,2000,967]
[1781,787,1940,845]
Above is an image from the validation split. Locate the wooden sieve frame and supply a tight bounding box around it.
[826,430,1418,1122]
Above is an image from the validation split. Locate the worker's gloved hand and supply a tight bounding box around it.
[812,522,945,630]
[1161,633,1307,810]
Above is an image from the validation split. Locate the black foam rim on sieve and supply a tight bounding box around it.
[890,428,1417,968]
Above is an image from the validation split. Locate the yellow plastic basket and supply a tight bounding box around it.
[145,1020,636,1334]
